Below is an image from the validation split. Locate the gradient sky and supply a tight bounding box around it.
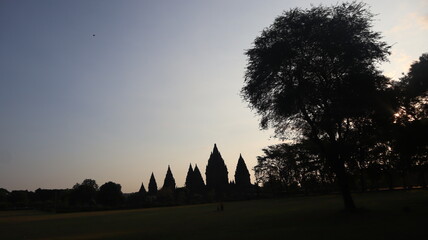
[1,0,427,192]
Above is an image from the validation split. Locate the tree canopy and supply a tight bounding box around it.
[393,53,428,175]
[98,181,123,207]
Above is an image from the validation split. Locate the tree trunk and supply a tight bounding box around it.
[419,167,426,188]
[359,167,366,192]
[309,134,356,211]
[402,171,409,189]
[333,158,356,212]
[386,170,394,190]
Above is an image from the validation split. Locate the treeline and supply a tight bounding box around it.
[253,53,428,195]
[255,141,428,196]
[0,180,124,212]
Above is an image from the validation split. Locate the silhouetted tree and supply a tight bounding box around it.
[399,53,428,103]
[82,179,99,190]
[33,189,70,211]
[70,179,98,206]
[241,2,391,211]
[148,173,158,195]
[162,166,176,191]
[0,188,9,209]
[98,181,123,207]
[9,190,32,208]
[0,188,9,202]
[205,144,229,194]
[234,154,251,189]
[393,53,428,187]
[255,141,332,193]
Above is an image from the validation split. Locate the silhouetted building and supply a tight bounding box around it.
[148,173,158,195]
[205,144,229,193]
[185,164,194,190]
[192,164,205,194]
[185,163,206,194]
[162,165,176,191]
[139,182,146,194]
[234,154,251,188]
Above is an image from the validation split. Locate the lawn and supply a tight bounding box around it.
[1,190,427,240]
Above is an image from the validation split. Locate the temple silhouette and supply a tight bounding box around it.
[205,144,229,194]
[139,143,253,201]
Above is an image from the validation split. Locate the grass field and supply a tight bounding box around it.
[1,190,427,240]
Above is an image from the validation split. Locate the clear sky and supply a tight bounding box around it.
[1,0,427,193]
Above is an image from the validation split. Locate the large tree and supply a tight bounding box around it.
[393,53,428,187]
[242,2,390,211]
[98,181,123,207]
[70,179,99,206]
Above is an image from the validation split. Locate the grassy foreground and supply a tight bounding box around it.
[1,190,427,240]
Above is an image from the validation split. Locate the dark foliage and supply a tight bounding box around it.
[399,53,428,100]
[98,181,124,207]
[8,190,33,208]
[0,188,9,203]
[255,141,335,193]
[33,189,70,211]
[392,53,428,187]
[70,179,98,207]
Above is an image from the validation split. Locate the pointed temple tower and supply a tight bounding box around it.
[185,163,206,194]
[192,164,205,193]
[162,165,176,191]
[234,154,251,188]
[185,164,194,189]
[205,144,228,193]
[148,172,158,195]
[139,182,147,194]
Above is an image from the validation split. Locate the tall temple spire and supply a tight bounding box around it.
[139,182,147,194]
[162,165,176,191]
[234,154,251,188]
[185,163,194,190]
[205,144,228,194]
[213,143,219,154]
[193,164,205,194]
[148,172,158,195]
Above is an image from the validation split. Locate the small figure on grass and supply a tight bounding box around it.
[216,202,224,211]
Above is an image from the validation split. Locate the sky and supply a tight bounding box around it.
[0,0,427,193]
